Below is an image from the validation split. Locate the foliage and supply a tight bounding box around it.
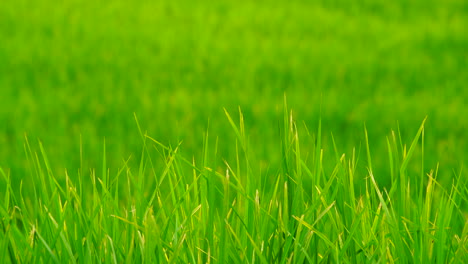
[1,108,466,263]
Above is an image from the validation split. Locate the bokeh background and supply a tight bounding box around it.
[1,0,466,188]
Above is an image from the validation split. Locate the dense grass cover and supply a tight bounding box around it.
[0,0,467,262]
[0,0,466,182]
[1,107,467,263]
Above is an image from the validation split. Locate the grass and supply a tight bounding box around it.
[0,0,466,183]
[1,105,466,263]
[0,0,467,262]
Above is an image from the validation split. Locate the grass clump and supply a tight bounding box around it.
[1,106,466,263]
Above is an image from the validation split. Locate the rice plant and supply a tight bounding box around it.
[1,104,466,263]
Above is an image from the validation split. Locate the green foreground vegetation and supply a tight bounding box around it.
[0,0,467,262]
[1,108,467,262]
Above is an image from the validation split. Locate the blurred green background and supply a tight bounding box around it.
[1,0,466,187]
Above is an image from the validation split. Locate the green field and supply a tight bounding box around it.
[1,0,467,262]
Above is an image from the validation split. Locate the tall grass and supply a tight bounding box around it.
[1,105,466,263]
